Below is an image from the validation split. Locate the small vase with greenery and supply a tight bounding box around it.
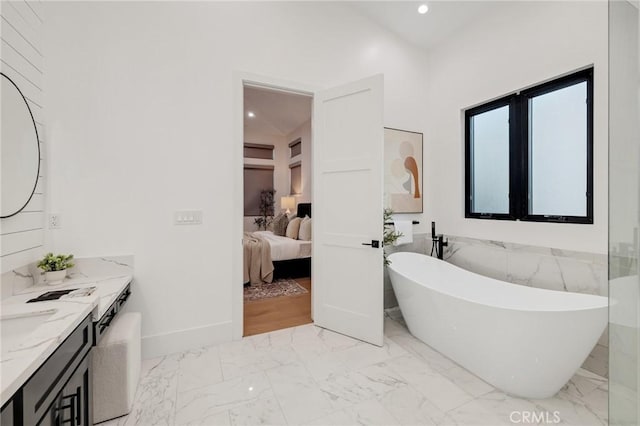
[254,189,276,231]
[383,208,403,266]
[38,253,75,285]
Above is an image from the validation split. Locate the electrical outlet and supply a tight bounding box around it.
[48,214,62,229]
[174,210,203,225]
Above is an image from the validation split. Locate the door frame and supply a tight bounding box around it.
[232,71,318,340]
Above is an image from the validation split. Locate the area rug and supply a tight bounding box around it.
[244,278,308,302]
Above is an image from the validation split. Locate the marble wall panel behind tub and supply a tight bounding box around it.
[443,238,508,281]
[442,235,608,377]
[442,236,607,297]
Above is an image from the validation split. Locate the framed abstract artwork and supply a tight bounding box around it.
[384,127,423,213]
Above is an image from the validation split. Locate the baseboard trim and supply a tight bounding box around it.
[141,321,233,359]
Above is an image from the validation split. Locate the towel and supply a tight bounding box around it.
[393,220,413,246]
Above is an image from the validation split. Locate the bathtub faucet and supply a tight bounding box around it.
[437,235,448,260]
[430,222,448,260]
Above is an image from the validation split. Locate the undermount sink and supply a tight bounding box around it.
[1,310,56,356]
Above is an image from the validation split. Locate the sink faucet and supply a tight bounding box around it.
[430,221,448,260]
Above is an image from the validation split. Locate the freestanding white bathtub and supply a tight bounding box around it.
[387,252,608,399]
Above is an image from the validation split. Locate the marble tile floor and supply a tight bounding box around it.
[100,313,608,426]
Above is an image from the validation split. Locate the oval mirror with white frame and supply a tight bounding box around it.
[1,73,40,218]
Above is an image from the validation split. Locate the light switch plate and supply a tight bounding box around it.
[174,210,203,225]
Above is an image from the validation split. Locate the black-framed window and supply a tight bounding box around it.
[465,68,593,224]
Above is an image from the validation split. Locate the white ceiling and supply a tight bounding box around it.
[244,86,312,137]
[350,1,505,51]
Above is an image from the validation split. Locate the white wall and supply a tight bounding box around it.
[41,1,608,357]
[43,1,429,357]
[1,1,47,273]
[424,1,608,254]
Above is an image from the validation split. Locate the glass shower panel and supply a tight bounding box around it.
[609,1,640,424]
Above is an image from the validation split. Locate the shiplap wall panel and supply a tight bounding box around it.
[9,2,41,30]
[25,1,43,23]
[1,0,45,273]
[34,177,44,194]
[0,60,43,104]
[1,212,44,234]
[1,20,42,69]
[27,100,43,123]
[1,4,40,46]
[0,60,41,100]
[3,247,42,272]
[1,229,43,256]
[21,194,44,213]
[1,38,42,76]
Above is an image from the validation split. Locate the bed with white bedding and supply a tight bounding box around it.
[243,202,312,283]
[252,231,311,261]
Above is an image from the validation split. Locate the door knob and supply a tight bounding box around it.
[362,240,380,248]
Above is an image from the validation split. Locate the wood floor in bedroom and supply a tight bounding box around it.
[243,277,312,337]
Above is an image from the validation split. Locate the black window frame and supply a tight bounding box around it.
[465,68,594,224]
[465,95,518,221]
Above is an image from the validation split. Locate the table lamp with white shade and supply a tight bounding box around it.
[281,196,296,215]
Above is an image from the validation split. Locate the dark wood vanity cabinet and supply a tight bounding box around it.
[42,352,92,426]
[26,315,92,426]
[1,315,92,426]
[3,282,131,426]
[1,397,16,425]
[62,353,92,426]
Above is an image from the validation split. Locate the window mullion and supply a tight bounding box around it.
[509,95,524,220]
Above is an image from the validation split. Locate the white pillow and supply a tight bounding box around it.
[286,217,302,239]
[298,216,311,241]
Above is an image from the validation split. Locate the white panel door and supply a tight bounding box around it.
[313,75,384,346]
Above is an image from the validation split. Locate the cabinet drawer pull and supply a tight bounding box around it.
[58,387,80,425]
[118,289,131,305]
[99,312,116,333]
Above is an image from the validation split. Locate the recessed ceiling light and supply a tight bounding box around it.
[247,111,255,118]
[418,4,429,14]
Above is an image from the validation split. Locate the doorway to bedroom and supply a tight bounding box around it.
[241,84,313,336]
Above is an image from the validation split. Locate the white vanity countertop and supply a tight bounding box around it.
[0,273,132,406]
